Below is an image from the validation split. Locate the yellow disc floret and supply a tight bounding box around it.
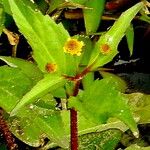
[63,38,84,56]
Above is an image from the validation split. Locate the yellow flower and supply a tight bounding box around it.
[100,44,111,55]
[45,63,57,73]
[63,38,84,56]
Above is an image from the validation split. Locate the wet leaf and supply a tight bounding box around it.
[0,56,43,84]
[8,0,70,74]
[9,116,44,147]
[125,144,150,150]
[79,129,121,150]
[0,66,32,113]
[10,74,66,116]
[68,77,138,137]
[9,96,68,148]
[31,107,69,148]
[100,71,127,92]
[126,93,150,124]
[61,109,129,135]
[89,2,144,69]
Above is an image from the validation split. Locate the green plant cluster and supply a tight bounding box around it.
[0,0,150,149]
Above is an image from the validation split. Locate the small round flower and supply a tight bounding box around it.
[45,63,57,73]
[63,38,84,56]
[100,44,111,54]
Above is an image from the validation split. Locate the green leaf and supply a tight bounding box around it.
[0,56,43,84]
[1,0,11,15]
[0,3,5,35]
[68,77,138,137]
[126,24,134,56]
[9,96,68,148]
[89,2,144,69]
[34,112,69,148]
[8,0,70,74]
[61,110,130,137]
[68,0,87,5]
[0,66,32,113]
[46,0,64,13]
[61,110,127,149]
[24,104,68,148]
[1,0,38,15]
[125,144,150,150]
[80,36,94,66]
[100,71,127,92]
[82,72,94,90]
[83,0,105,34]
[9,115,43,147]
[33,0,48,14]
[47,0,88,14]
[126,93,150,124]
[10,74,66,116]
[51,87,66,98]
[139,14,150,24]
[79,129,121,150]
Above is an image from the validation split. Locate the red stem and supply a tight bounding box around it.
[70,109,78,150]
[70,80,80,150]
[67,66,92,150]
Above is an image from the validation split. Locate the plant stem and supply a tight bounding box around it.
[64,66,91,150]
[70,81,80,150]
[70,108,78,150]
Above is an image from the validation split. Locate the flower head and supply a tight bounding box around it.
[100,44,111,55]
[63,38,84,56]
[45,63,57,73]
